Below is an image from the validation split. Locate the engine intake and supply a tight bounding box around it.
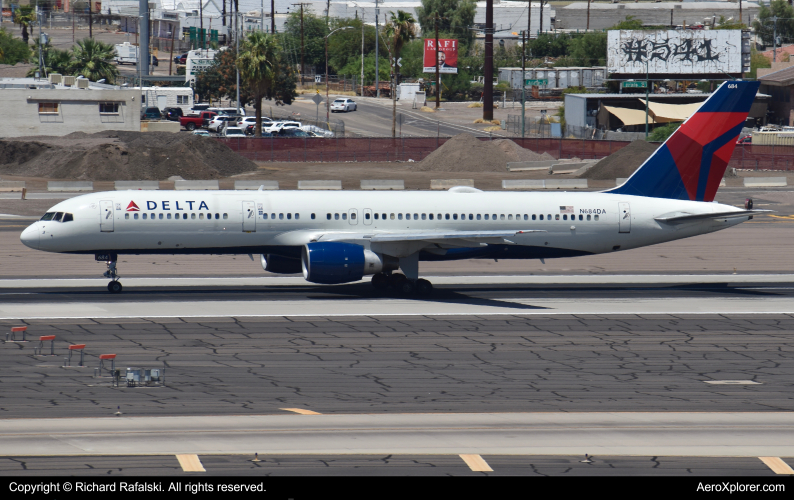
[261,254,302,274]
[301,242,396,284]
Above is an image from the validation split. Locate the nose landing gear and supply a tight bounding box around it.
[103,260,122,293]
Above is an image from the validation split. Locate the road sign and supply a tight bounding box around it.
[622,81,647,88]
[525,79,548,86]
[311,93,323,105]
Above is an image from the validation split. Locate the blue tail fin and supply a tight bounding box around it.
[606,81,758,202]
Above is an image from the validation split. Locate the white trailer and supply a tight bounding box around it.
[139,87,194,115]
[115,42,138,65]
[185,48,219,85]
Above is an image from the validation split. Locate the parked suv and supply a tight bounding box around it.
[141,107,162,120]
[164,107,183,121]
[264,121,301,134]
[208,115,242,132]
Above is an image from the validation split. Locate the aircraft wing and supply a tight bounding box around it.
[654,210,772,223]
[314,230,545,247]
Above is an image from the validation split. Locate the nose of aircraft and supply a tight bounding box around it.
[20,223,39,249]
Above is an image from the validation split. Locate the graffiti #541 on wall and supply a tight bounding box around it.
[607,30,742,75]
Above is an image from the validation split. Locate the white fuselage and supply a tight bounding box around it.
[20,190,748,264]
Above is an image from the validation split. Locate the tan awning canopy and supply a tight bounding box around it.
[603,105,657,127]
[638,99,701,123]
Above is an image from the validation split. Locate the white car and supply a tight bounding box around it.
[264,121,301,134]
[222,127,246,137]
[237,116,272,128]
[301,125,334,138]
[208,115,241,132]
[330,98,357,112]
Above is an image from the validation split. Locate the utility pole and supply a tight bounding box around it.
[539,1,543,35]
[483,0,494,121]
[645,59,649,139]
[326,0,330,24]
[292,4,309,86]
[139,0,149,81]
[586,0,591,31]
[168,23,175,75]
[236,10,240,114]
[361,15,365,96]
[739,0,742,28]
[375,0,380,98]
[223,0,226,27]
[435,13,440,109]
[773,16,779,62]
[271,0,275,33]
[528,0,531,38]
[88,0,93,38]
[521,30,526,137]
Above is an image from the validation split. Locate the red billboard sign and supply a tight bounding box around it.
[423,39,458,74]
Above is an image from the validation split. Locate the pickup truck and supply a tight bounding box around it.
[180,111,217,131]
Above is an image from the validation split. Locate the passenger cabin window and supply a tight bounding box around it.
[350,213,356,220]
[587,214,591,221]
[142,213,147,220]
[223,213,228,219]
[311,213,316,219]
[342,213,347,220]
[125,213,130,219]
[595,215,599,221]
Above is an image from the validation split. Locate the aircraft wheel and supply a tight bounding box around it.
[389,273,407,288]
[416,279,433,295]
[108,281,123,294]
[371,273,390,290]
[398,280,415,295]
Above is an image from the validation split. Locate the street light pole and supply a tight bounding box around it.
[326,26,355,121]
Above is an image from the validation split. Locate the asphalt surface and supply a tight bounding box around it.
[2,311,794,417]
[0,454,786,476]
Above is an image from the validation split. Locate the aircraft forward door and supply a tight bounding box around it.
[100,200,114,232]
[348,209,358,225]
[363,209,372,226]
[242,201,256,232]
[619,202,631,233]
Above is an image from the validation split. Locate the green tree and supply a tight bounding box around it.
[195,49,250,105]
[753,0,794,46]
[608,15,645,31]
[647,122,681,142]
[327,18,381,77]
[237,32,280,137]
[283,10,328,73]
[14,6,35,44]
[566,32,607,67]
[386,10,417,136]
[746,47,771,79]
[712,15,747,30]
[70,38,119,83]
[415,0,476,44]
[528,33,570,58]
[0,28,31,64]
[27,42,74,77]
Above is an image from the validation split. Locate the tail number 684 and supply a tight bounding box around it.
[727,83,738,89]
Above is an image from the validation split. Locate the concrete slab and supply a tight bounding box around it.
[360,179,405,190]
[1,412,792,457]
[507,160,555,172]
[234,180,279,190]
[173,180,220,191]
[431,179,475,189]
[47,181,93,192]
[545,179,588,189]
[502,179,546,189]
[744,177,787,187]
[115,181,160,191]
[0,181,25,192]
[298,180,342,190]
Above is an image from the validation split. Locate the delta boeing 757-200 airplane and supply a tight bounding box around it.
[21,81,765,294]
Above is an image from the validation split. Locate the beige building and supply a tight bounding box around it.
[0,76,140,138]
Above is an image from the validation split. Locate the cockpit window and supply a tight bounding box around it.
[62,213,74,222]
[53,212,63,222]
[40,212,55,221]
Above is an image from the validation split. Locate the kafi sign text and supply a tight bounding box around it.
[423,39,458,74]
[607,29,745,75]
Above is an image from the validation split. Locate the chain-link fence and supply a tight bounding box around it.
[505,114,554,137]
[265,108,345,137]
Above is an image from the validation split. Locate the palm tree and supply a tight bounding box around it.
[386,11,416,137]
[237,32,280,138]
[14,6,35,45]
[27,48,74,78]
[71,38,119,83]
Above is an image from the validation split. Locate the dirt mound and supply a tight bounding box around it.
[578,140,658,180]
[0,131,258,181]
[412,133,554,172]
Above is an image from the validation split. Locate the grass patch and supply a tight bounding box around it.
[467,102,483,108]
[420,106,436,113]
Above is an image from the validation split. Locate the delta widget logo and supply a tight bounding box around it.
[126,201,140,212]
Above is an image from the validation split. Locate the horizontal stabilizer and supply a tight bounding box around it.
[655,209,771,224]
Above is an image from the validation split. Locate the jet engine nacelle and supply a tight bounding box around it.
[261,254,303,274]
[301,242,397,284]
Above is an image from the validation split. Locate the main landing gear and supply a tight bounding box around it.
[103,260,123,294]
[371,273,433,295]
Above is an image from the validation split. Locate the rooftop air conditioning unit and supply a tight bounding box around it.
[76,78,89,89]
[62,75,75,86]
[48,73,62,84]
